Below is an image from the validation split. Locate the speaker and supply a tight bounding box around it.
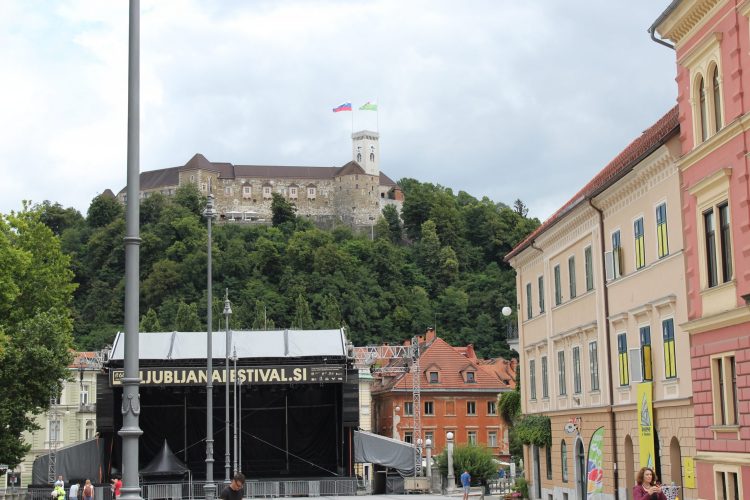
[96,372,114,432]
[342,369,359,427]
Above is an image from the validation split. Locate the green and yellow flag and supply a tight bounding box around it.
[359,102,378,111]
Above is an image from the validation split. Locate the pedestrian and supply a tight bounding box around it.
[460,469,471,500]
[219,472,245,500]
[83,480,94,500]
[633,467,666,500]
[69,481,80,500]
[51,484,66,500]
[110,476,122,500]
[498,468,506,479]
[55,476,65,489]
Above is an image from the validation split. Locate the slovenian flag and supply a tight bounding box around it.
[332,102,352,112]
[359,102,378,111]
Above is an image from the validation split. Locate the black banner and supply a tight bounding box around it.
[110,364,345,386]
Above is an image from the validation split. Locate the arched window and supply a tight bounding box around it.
[357,153,362,162]
[712,65,722,133]
[561,440,568,482]
[370,152,375,162]
[698,75,708,142]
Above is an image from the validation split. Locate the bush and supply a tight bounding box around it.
[513,476,529,498]
[436,444,497,482]
[514,415,551,448]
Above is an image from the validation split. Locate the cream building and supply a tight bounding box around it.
[17,352,103,488]
[506,108,696,500]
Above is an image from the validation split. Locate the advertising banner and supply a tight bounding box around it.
[586,426,605,500]
[637,381,656,468]
[110,364,345,386]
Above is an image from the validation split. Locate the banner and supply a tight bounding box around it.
[637,382,656,468]
[682,456,695,489]
[586,426,605,499]
[110,364,345,386]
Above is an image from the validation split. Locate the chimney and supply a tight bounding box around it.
[425,327,436,342]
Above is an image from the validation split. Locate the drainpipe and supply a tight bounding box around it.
[588,198,620,500]
[647,0,679,50]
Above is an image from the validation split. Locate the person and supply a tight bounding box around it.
[498,468,506,479]
[51,484,66,500]
[55,476,65,488]
[69,481,80,500]
[633,467,667,500]
[219,472,245,500]
[82,480,94,500]
[110,476,122,500]
[460,469,471,500]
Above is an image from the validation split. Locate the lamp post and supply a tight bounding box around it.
[223,291,232,484]
[446,432,455,493]
[204,194,217,500]
[392,405,401,440]
[232,348,238,474]
[425,438,432,486]
[120,2,143,500]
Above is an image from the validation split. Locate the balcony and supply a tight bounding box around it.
[78,404,96,413]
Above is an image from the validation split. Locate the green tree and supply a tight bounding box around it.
[271,192,297,226]
[174,301,202,331]
[140,307,163,332]
[0,207,76,466]
[173,182,204,216]
[381,204,402,243]
[250,300,275,330]
[291,294,313,329]
[317,294,342,328]
[437,444,497,483]
[87,193,123,228]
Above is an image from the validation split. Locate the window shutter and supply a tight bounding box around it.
[629,348,643,383]
[605,251,614,281]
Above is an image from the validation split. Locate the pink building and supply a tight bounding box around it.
[652,2,750,498]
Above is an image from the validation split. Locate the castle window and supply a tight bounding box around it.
[263,186,272,199]
[290,187,298,199]
[357,153,362,162]
[224,187,232,195]
[308,186,316,199]
[243,186,251,198]
[370,152,375,162]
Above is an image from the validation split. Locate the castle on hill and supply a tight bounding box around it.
[116,130,403,227]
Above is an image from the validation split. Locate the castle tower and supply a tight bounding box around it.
[352,130,380,177]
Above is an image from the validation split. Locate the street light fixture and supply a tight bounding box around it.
[392,405,401,440]
[425,438,432,487]
[204,194,217,500]
[446,432,455,493]
[223,291,232,484]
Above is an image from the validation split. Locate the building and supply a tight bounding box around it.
[17,352,102,487]
[652,3,750,499]
[115,131,403,228]
[506,107,698,499]
[370,329,516,461]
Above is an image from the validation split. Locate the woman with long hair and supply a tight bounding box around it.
[633,467,667,500]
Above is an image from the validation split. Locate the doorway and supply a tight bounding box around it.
[669,437,682,498]
[624,435,634,500]
[532,445,541,499]
[575,439,586,500]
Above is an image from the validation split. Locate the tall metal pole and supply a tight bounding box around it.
[204,195,216,500]
[223,291,232,483]
[232,348,238,474]
[120,2,143,500]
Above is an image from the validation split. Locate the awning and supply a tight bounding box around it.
[353,430,415,476]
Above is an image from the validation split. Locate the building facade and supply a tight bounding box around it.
[507,108,698,500]
[17,352,102,487]
[115,131,403,228]
[654,2,750,499]
[370,329,516,461]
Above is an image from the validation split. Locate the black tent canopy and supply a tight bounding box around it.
[140,440,189,477]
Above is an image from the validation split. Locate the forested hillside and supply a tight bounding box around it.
[34,179,539,359]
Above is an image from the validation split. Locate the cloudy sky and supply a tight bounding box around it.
[0,1,678,220]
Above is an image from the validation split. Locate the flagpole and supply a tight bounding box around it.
[351,101,354,134]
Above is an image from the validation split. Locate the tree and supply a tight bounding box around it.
[291,294,314,329]
[87,193,123,228]
[271,192,297,226]
[250,300,275,330]
[437,444,497,483]
[173,182,204,216]
[139,308,163,332]
[0,207,76,466]
[513,199,529,217]
[174,301,202,331]
[381,204,403,243]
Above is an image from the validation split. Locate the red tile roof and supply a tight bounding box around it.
[505,106,679,261]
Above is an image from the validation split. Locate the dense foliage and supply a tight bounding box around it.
[437,444,498,482]
[514,415,552,448]
[0,205,76,466]
[30,180,538,357]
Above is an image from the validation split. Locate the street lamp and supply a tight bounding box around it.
[223,291,232,484]
[392,405,401,440]
[425,438,432,489]
[204,194,217,500]
[446,432,455,493]
[232,348,238,474]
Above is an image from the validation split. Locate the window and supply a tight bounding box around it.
[572,347,581,394]
[49,419,61,443]
[529,359,537,400]
[224,186,232,195]
[705,209,718,287]
[568,256,576,299]
[290,187,298,199]
[634,217,645,269]
[263,186,272,198]
[488,431,498,447]
[656,203,669,258]
[704,202,733,288]
[80,384,89,406]
[612,230,622,279]
[640,326,653,381]
[404,401,417,417]
[662,319,677,379]
[699,75,708,142]
[617,333,629,386]
[425,431,434,444]
[424,401,434,415]
[243,186,251,197]
[526,282,532,319]
[468,431,477,445]
[561,441,568,482]
[716,470,740,500]
[712,65,722,133]
[466,371,475,383]
[719,203,732,283]
[712,355,738,426]
[487,401,497,415]
[466,401,476,415]
[85,420,95,440]
[307,186,316,199]
[404,432,413,444]
[545,446,552,480]
[585,246,594,291]
[541,357,549,399]
[557,351,567,396]
[554,265,562,305]
[538,276,545,313]
[445,400,455,416]
[429,371,439,384]
[589,341,600,391]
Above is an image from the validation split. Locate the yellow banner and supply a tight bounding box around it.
[682,457,695,489]
[637,382,655,468]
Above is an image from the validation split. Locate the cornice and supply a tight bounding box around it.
[681,305,750,334]
[534,210,598,256]
[678,32,722,68]
[678,114,747,172]
[657,0,722,45]
[687,167,732,196]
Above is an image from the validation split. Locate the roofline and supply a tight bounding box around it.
[647,0,681,49]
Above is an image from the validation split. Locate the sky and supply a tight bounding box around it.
[0,1,678,221]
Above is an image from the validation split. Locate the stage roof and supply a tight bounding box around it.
[109,329,349,361]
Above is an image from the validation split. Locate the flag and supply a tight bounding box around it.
[332,102,352,112]
[359,102,378,111]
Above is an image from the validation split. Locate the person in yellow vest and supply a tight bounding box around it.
[51,484,66,500]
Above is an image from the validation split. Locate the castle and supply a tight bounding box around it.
[117,130,403,227]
